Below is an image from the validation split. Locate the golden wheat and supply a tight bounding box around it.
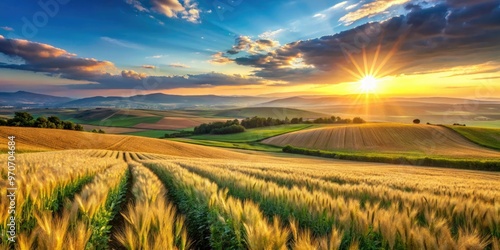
[115,162,189,250]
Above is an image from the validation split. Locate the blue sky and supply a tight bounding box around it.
[0,0,499,97]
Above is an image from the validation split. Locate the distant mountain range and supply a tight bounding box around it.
[0,91,271,109]
[1,91,499,110]
[0,91,73,107]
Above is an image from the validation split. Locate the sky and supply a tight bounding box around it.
[0,0,499,98]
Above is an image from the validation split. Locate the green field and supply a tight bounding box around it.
[189,124,314,142]
[168,124,315,152]
[445,125,500,150]
[84,114,163,127]
[171,138,284,152]
[126,128,194,138]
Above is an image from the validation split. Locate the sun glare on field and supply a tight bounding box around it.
[360,75,377,92]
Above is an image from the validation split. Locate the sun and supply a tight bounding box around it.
[360,75,377,92]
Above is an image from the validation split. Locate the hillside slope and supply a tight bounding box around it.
[0,127,250,159]
[262,123,500,158]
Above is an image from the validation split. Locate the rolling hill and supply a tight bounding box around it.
[0,91,73,107]
[0,127,250,159]
[262,123,500,159]
[214,107,328,119]
[62,93,271,109]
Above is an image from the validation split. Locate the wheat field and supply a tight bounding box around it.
[262,123,500,158]
[1,147,499,249]
[0,127,254,159]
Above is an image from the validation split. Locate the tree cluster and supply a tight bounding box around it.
[164,130,194,138]
[240,116,297,129]
[193,119,245,135]
[0,112,84,131]
[312,116,365,124]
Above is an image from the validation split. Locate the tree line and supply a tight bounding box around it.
[193,119,245,135]
[0,112,104,133]
[191,115,366,136]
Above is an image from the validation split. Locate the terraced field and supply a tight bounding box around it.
[1,149,499,249]
[263,123,500,159]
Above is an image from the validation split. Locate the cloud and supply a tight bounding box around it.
[68,72,265,90]
[125,0,148,12]
[259,29,286,39]
[122,70,147,80]
[0,26,14,32]
[0,35,270,90]
[0,35,115,80]
[332,1,348,9]
[226,36,279,55]
[151,0,184,17]
[101,37,143,50]
[209,52,232,64]
[168,63,189,68]
[233,1,500,84]
[339,0,411,25]
[345,3,359,10]
[313,13,326,18]
[142,65,156,69]
[146,54,165,59]
[126,0,202,23]
[473,76,500,80]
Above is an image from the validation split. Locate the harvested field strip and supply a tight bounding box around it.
[262,123,500,158]
[0,127,257,159]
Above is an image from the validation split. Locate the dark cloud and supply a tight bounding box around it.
[227,36,279,55]
[0,35,265,90]
[0,35,114,80]
[233,0,500,83]
[209,52,232,64]
[69,72,265,89]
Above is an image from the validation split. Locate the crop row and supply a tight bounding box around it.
[114,162,189,250]
[147,158,498,250]
[15,161,129,249]
[0,151,125,245]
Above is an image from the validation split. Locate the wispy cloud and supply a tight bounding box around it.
[142,65,156,69]
[169,63,189,68]
[313,13,326,18]
[473,76,500,80]
[146,54,166,59]
[259,28,285,39]
[101,37,143,50]
[345,3,359,10]
[331,1,348,9]
[125,0,148,12]
[0,26,14,32]
[339,0,411,25]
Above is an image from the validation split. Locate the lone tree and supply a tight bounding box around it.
[413,119,421,124]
